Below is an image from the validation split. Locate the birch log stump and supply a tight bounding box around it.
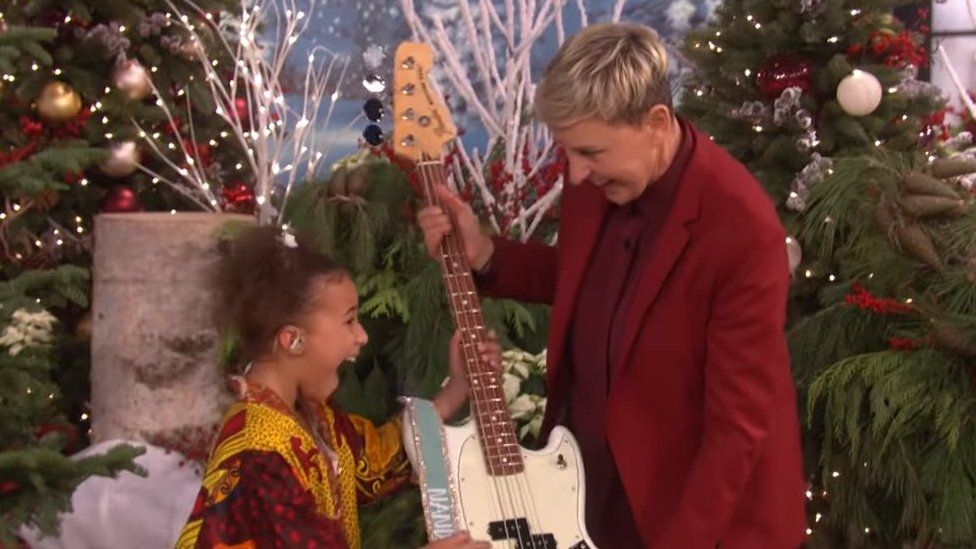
[90,212,252,444]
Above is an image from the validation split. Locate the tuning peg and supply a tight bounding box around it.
[363,124,384,146]
[400,56,415,69]
[401,108,415,121]
[401,83,415,96]
[400,135,415,148]
[363,98,384,122]
[418,116,431,127]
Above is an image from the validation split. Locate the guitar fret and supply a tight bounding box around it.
[416,162,525,472]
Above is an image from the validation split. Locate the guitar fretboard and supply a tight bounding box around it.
[416,159,524,476]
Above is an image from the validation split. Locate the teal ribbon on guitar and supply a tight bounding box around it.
[401,397,458,540]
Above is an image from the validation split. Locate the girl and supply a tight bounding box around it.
[176,226,495,548]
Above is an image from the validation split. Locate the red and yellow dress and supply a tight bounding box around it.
[175,379,410,549]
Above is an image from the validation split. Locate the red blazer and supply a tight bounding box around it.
[480,124,807,548]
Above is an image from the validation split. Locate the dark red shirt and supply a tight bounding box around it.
[567,119,695,548]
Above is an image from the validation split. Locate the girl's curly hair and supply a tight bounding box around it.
[214,225,347,363]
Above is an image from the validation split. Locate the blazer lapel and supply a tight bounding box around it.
[609,167,704,383]
[545,183,609,392]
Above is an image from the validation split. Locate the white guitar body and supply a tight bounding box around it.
[402,416,597,548]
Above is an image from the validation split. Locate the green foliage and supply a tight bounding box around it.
[682,0,976,545]
[0,266,143,542]
[0,1,242,539]
[807,350,976,545]
[0,443,145,544]
[359,487,426,549]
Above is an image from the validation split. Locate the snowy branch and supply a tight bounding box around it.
[400,0,625,241]
[147,0,348,224]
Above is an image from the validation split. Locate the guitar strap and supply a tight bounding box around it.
[400,397,460,540]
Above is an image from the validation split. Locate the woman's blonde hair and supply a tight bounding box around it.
[534,22,672,128]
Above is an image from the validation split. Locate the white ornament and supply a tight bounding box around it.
[785,236,803,274]
[100,140,141,177]
[113,59,152,101]
[836,70,883,117]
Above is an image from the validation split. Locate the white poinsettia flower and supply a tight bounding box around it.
[535,349,548,372]
[502,373,522,404]
[509,394,537,420]
[0,308,58,356]
[512,361,530,379]
[0,330,24,355]
[502,352,530,379]
[519,414,544,439]
[501,349,521,361]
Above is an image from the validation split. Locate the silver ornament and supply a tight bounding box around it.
[100,141,141,177]
[113,59,153,101]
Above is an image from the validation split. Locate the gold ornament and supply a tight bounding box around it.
[36,81,83,122]
[100,141,141,178]
[113,59,153,101]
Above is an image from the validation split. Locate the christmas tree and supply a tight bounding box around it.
[681,1,976,546]
[0,0,251,540]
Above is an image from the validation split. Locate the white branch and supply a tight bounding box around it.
[148,0,346,225]
[937,44,976,124]
[612,0,626,22]
[401,0,592,241]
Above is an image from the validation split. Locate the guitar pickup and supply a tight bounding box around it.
[487,518,556,548]
[488,518,530,540]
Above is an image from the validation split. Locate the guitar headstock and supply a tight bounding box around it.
[392,42,456,163]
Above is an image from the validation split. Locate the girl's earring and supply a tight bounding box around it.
[288,333,305,354]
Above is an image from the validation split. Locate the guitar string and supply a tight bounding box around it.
[422,161,522,549]
[419,160,520,548]
[421,160,549,548]
[423,162,547,546]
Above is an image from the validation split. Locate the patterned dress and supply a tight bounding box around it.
[176,379,410,548]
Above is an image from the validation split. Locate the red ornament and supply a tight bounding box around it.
[755,54,814,100]
[233,97,249,121]
[221,182,255,214]
[0,480,20,494]
[101,185,142,213]
[36,422,81,453]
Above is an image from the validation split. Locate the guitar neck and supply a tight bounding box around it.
[416,160,524,476]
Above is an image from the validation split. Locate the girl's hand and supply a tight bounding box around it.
[433,330,502,421]
[421,531,492,549]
